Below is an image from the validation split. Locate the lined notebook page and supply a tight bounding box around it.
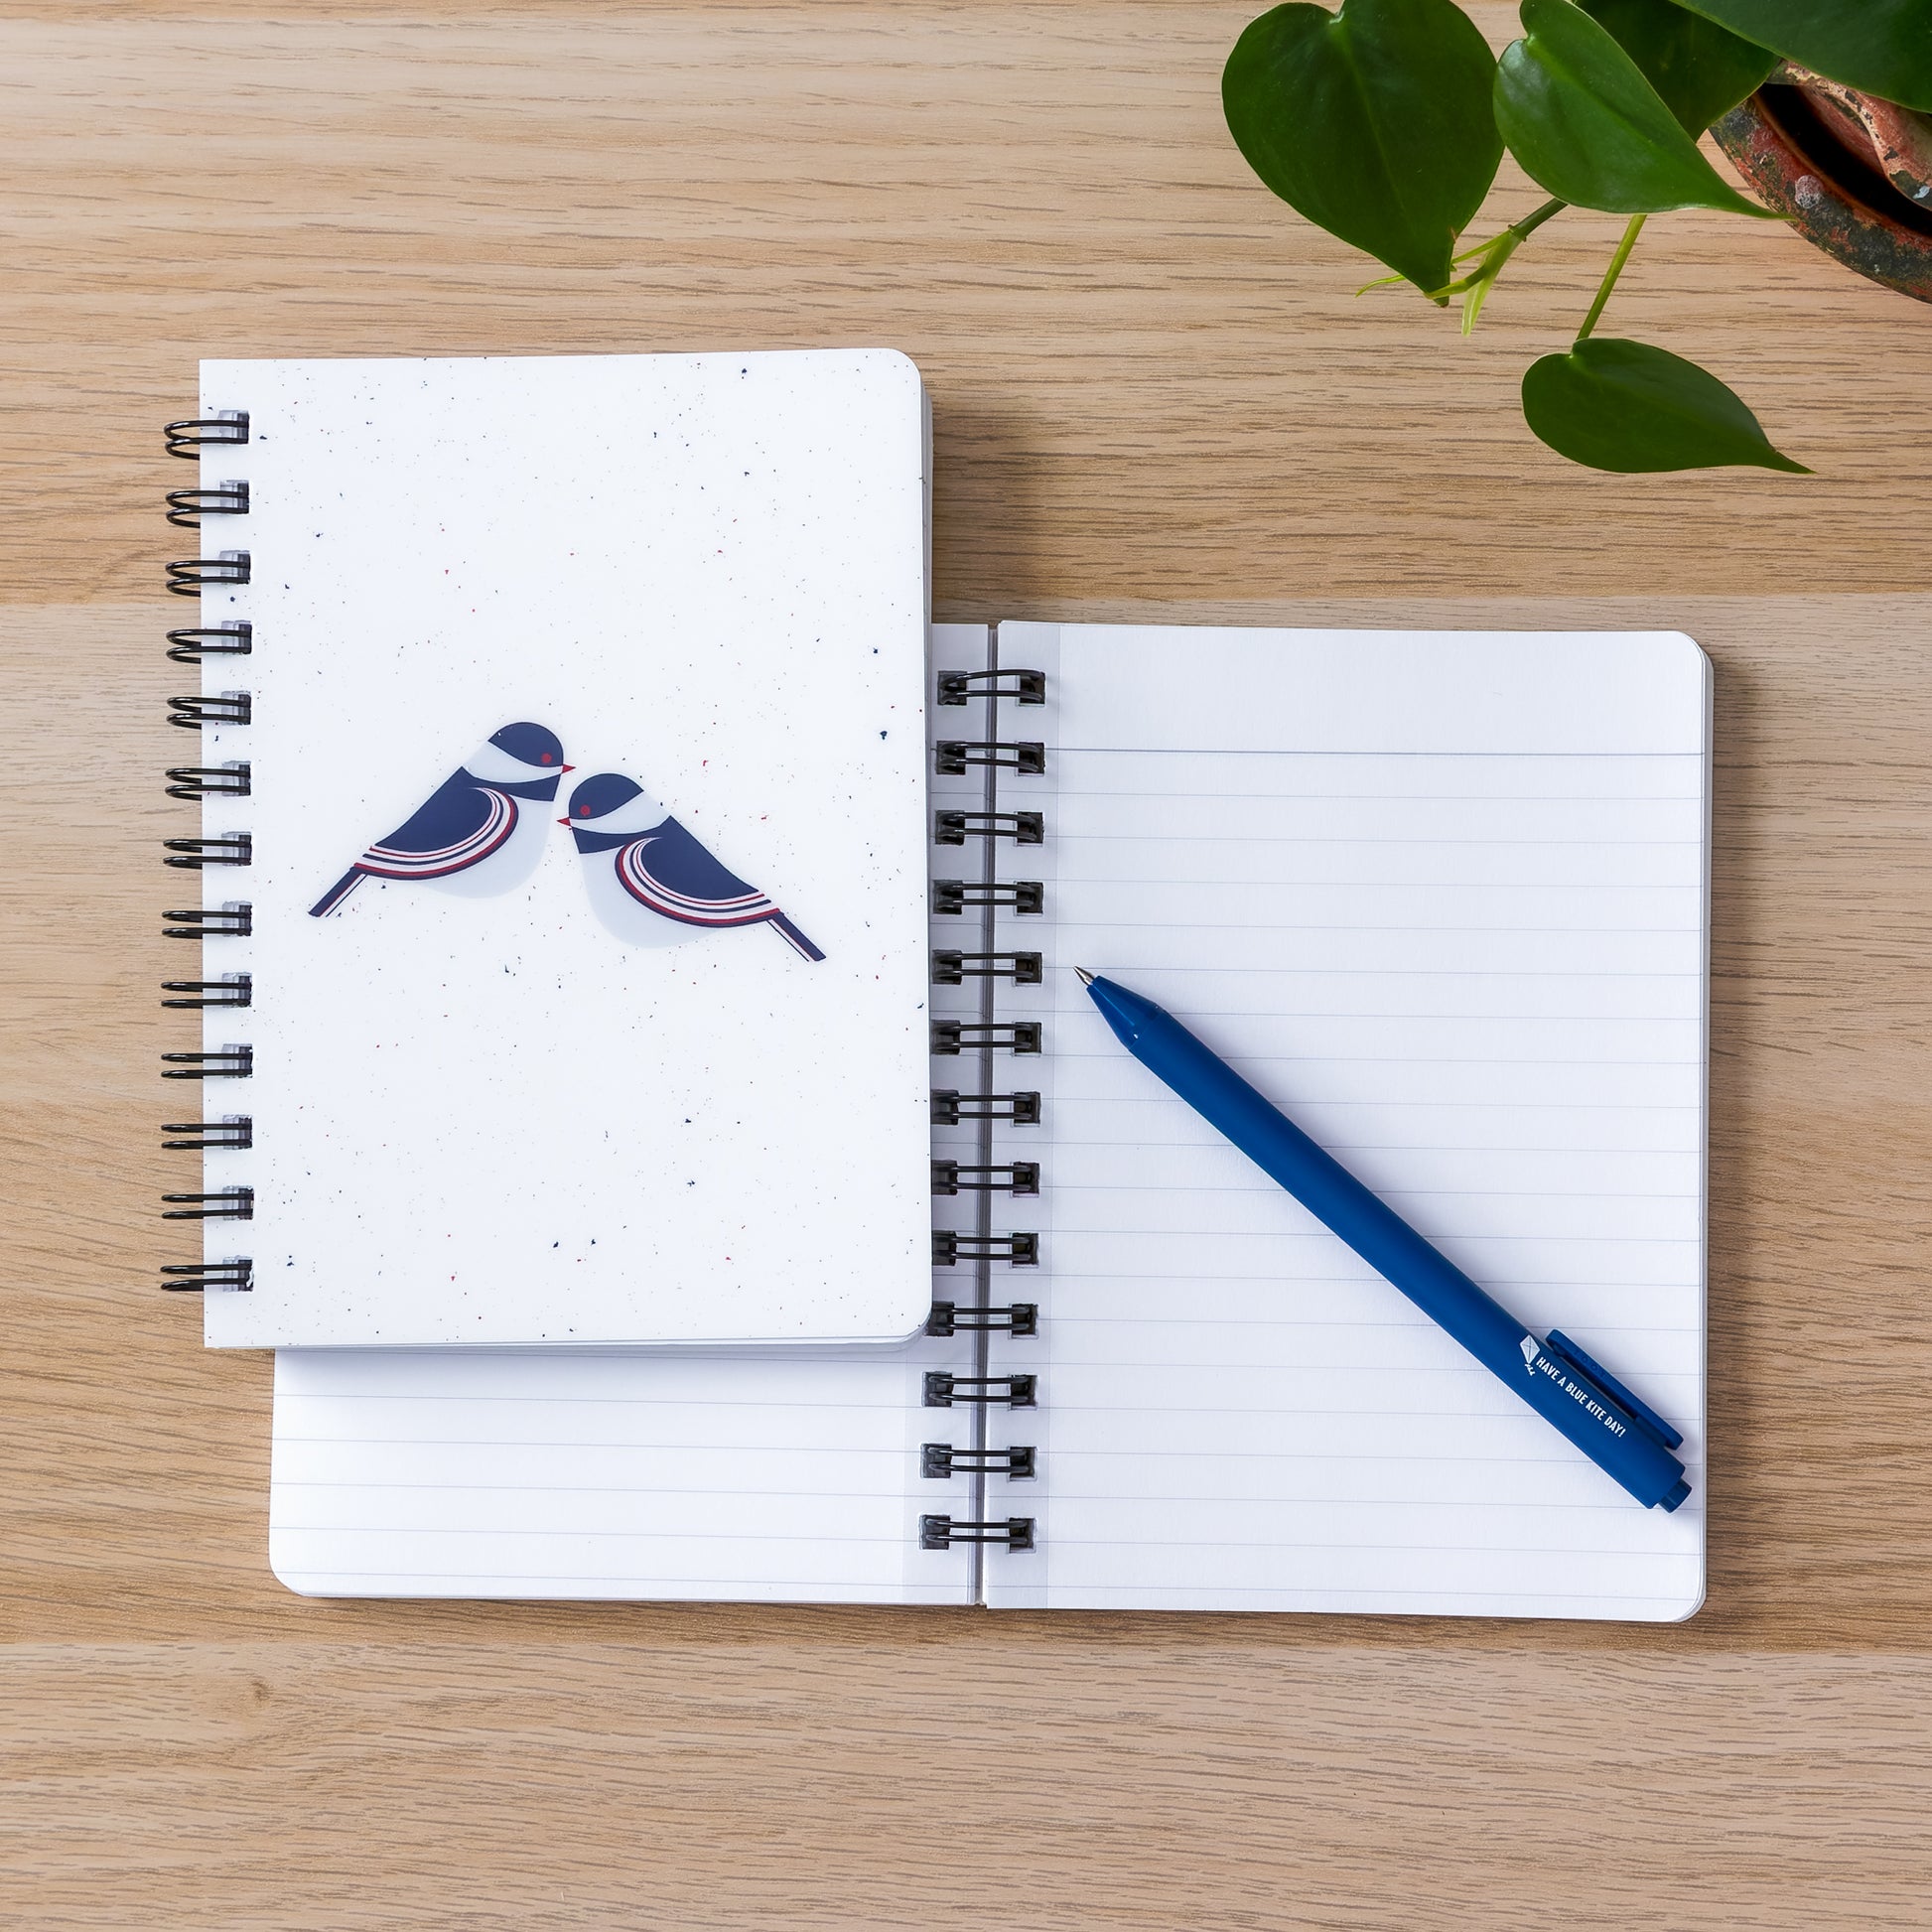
[985,624,1707,1619]
[267,628,996,1603]
[271,1344,972,1601]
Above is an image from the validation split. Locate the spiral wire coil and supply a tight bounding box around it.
[166,763,250,800]
[918,651,1050,1561]
[167,622,252,664]
[162,413,253,1293]
[165,414,249,457]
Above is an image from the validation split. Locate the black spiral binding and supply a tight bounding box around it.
[919,1516,1035,1551]
[934,809,1043,847]
[164,835,251,869]
[162,412,253,1294]
[930,1089,1040,1126]
[164,905,251,938]
[926,1301,1037,1337]
[931,950,1042,986]
[167,622,252,663]
[162,1047,253,1079]
[167,553,251,597]
[165,413,249,457]
[165,483,250,529]
[921,1444,1036,1478]
[162,1119,253,1150]
[936,667,1044,706]
[930,1019,1041,1056]
[162,1261,253,1293]
[168,692,252,730]
[921,645,1046,1570]
[923,1372,1037,1409]
[932,879,1042,915]
[161,976,252,1009]
[166,763,250,799]
[931,1230,1039,1266]
[162,1188,254,1221]
[931,1161,1039,1197]
[933,740,1045,775]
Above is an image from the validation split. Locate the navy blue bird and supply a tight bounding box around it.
[561,770,825,962]
[309,722,571,917]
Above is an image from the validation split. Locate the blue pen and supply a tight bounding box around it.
[1077,970,1691,1512]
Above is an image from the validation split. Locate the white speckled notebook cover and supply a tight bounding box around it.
[191,349,933,1348]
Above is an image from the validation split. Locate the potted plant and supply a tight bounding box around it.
[1221,0,1932,473]
[1716,66,1932,302]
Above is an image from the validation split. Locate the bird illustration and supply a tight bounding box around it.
[309,722,571,917]
[561,770,825,962]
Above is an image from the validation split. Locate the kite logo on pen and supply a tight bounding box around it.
[1520,1335,1539,1374]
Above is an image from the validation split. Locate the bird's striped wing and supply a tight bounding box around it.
[615,817,776,929]
[359,774,517,880]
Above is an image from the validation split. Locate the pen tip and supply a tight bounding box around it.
[1074,967,1095,986]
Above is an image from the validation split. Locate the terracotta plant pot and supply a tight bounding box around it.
[1714,74,1932,304]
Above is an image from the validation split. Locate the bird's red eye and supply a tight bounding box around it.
[577,804,590,815]
[541,753,553,762]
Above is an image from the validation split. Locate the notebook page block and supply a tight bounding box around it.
[989,624,1707,1620]
[271,1342,974,1602]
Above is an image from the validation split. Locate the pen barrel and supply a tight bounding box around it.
[1100,987,1690,1512]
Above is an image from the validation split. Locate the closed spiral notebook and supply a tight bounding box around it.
[164,350,934,1349]
[163,353,1707,1616]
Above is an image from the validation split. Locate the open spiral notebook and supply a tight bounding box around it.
[269,620,1709,1619]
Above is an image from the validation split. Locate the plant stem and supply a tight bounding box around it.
[1452,198,1569,272]
[1359,200,1573,305]
[1505,198,1567,246]
[1577,213,1647,341]
[1432,198,1569,331]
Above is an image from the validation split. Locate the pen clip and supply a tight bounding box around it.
[1543,1330,1684,1451]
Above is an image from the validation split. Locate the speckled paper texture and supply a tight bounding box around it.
[195,350,931,1348]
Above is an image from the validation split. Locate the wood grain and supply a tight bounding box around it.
[3,5,1931,1925]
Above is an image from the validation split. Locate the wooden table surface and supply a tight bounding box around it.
[6,4,1932,1925]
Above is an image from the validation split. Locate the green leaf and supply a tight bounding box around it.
[1673,1,1932,113]
[1223,0,1504,293]
[1579,0,1776,132]
[1521,337,1810,472]
[1496,0,1776,214]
